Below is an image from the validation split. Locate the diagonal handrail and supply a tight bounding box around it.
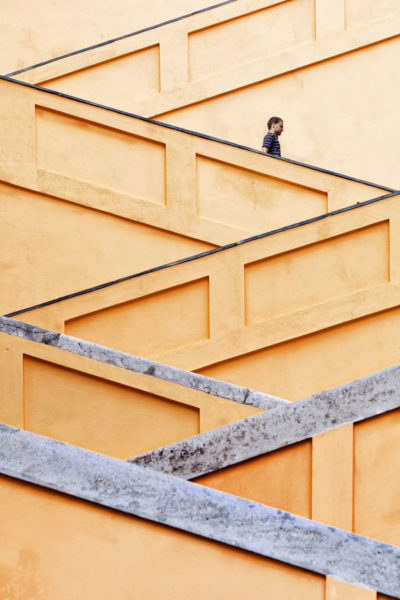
[6,189,400,318]
[5,0,239,77]
[1,75,396,193]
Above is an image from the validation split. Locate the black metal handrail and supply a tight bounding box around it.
[1,75,396,192]
[5,0,239,77]
[5,189,400,318]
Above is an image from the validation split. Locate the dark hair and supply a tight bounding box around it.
[267,116,283,129]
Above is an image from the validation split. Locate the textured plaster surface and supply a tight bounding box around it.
[0,424,399,597]
[130,364,400,478]
[0,316,287,410]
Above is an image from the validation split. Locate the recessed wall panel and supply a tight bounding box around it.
[23,357,199,458]
[196,155,327,233]
[354,408,400,546]
[41,45,160,107]
[160,39,400,190]
[197,441,312,518]
[199,305,400,400]
[189,0,315,81]
[36,107,166,204]
[245,223,389,324]
[345,0,400,29]
[0,181,212,315]
[65,278,210,357]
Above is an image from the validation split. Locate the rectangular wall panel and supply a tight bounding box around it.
[189,0,315,81]
[65,278,210,357]
[40,45,160,107]
[196,155,327,233]
[197,440,312,518]
[36,107,166,204]
[0,181,213,316]
[245,222,389,324]
[354,408,400,547]
[345,0,400,29]
[200,305,400,400]
[23,357,199,458]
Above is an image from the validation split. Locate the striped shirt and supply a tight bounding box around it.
[262,132,281,157]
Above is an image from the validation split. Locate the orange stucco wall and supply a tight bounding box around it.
[20,192,400,400]
[2,474,386,600]
[0,1,399,596]
[196,410,400,548]
[0,332,262,458]
[157,35,400,188]
[1,75,385,314]
[0,0,214,74]
[13,0,400,187]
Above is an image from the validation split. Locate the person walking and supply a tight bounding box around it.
[262,116,284,157]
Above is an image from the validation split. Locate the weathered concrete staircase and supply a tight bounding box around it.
[0,1,399,597]
[0,316,399,597]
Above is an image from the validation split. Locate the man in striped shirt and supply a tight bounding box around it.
[262,116,284,157]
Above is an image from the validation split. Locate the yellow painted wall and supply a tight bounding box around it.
[0,474,328,600]
[15,0,400,188]
[0,76,386,314]
[157,36,400,188]
[0,474,392,598]
[0,1,399,594]
[199,441,313,518]
[20,193,400,400]
[15,0,317,98]
[1,77,382,225]
[0,0,214,74]
[0,181,213,315]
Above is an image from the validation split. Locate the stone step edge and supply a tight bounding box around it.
[129,362,400,478]
[0,423,398,597]
[0,316,288,410]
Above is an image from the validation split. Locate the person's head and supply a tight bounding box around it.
[267,116,284,136]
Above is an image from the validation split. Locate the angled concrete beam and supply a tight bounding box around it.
[0,423,399,597]
[0,316,287,410]
[129,363,400,478]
